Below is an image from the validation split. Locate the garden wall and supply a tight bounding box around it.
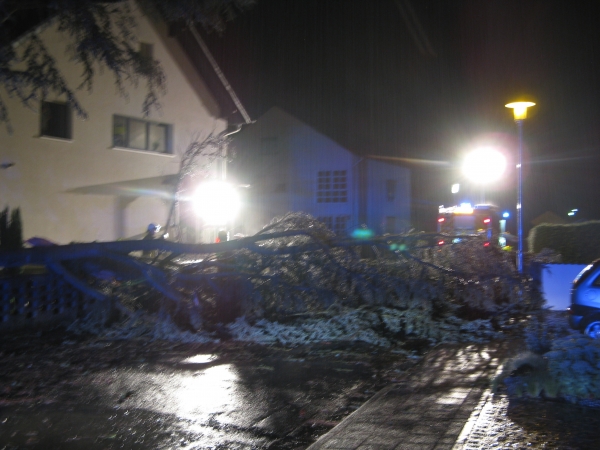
[540,264,586,310]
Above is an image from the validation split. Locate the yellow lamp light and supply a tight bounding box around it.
[505,101,536,120]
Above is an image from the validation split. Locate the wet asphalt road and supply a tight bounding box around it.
[0,333,415,449]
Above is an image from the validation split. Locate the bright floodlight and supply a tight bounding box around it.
[451,183,460,194]
[505,101,535,120]
[462,147,507,184]
[193,180,240,225]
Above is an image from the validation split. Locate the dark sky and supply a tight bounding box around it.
[202,0,600,231]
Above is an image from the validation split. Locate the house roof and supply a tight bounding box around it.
[237,106,438,169]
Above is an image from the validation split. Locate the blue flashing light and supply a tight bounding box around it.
[502,212,510,218]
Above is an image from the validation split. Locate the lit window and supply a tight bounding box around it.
[113,115,172,153]
[317,170,347,203]
[41,101,72,139]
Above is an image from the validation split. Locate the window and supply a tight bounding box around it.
[334,215,350,235]
[317,170,347,203]
[318,216,333,230]
[113,115,172,153]
[318,215,350,235]
[41,101,72,139]
[140,42,153,59]
[386,179,397,202]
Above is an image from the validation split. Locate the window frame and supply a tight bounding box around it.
[112,115,173,154]
[318,215,350,236]
[316,170,348,203]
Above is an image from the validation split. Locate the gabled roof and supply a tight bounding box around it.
[239,106,422,169]
[531,211,568,226]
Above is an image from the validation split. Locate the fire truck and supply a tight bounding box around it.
[437,203,500,246]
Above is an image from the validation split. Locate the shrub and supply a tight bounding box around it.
[545,337,600,400]
[493,351,559,399]
[498,315,600,405]
[529,221,600,264]
[0,206,23,252]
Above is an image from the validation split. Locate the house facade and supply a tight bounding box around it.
[229,107,410,237]
[0,4,227,244]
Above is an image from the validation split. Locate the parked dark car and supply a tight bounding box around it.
[569,259,600,338]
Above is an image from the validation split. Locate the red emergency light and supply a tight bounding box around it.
[438,217,445,223]
[483,218,491,224]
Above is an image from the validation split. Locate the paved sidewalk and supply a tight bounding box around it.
[307,341,513,450]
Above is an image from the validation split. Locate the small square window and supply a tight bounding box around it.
[316,169,347,203]
[41,101,72,139]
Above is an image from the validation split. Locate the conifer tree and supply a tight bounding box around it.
[0,0,255,130]
[0,207,8,250]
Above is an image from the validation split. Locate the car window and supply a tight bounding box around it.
[592,274,600,287]
[574,260,600,286]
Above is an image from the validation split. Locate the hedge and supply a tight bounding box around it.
[529,221,600,264]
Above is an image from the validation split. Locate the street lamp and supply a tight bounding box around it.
[505,101,535,273]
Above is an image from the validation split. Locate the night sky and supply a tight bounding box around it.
[201,0,600,232]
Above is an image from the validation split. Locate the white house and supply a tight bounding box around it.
[0,3,228,244]
[229,107,410,237]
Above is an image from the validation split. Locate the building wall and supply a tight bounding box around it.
[231,107,410,237]
[230,108,292,235]
[288,120,356,232]
[366,159,411,235]
[0,3,225,244]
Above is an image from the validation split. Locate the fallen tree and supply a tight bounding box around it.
[0,213,544,343]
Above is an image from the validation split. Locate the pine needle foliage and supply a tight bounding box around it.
[0,0,255,130]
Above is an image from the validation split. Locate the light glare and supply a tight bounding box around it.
[193,180,240,225]
[462,148,507,184]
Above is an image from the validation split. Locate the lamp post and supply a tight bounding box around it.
[505,101,535,273]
